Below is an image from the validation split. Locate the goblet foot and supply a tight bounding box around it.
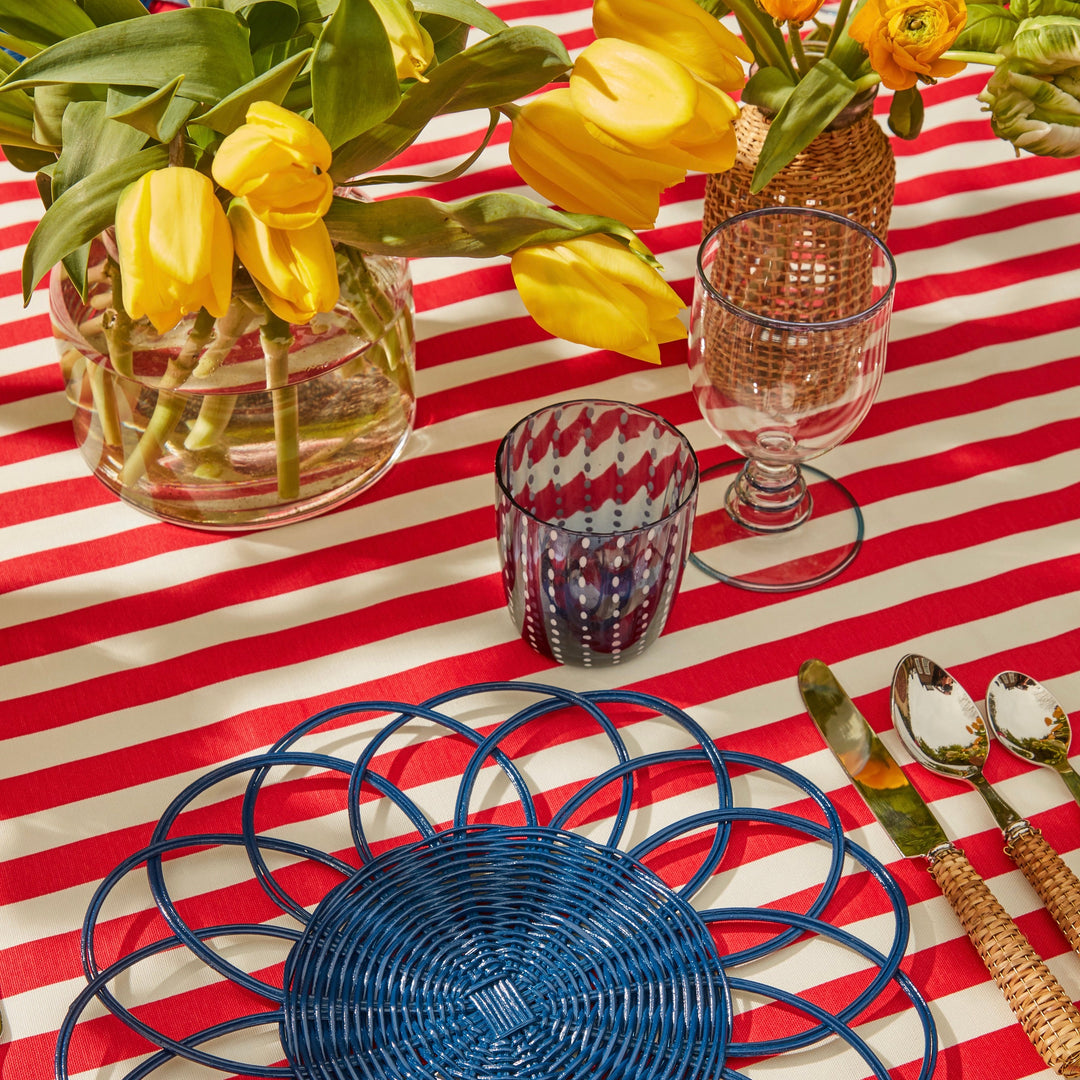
[690,459,864,591]
[724,459,810,532]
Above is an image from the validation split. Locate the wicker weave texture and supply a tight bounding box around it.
[703,104,896,243]
[1007,828,1080,958]
[929,847,1080,1077]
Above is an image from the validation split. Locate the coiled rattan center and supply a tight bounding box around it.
[281,825,729,1080]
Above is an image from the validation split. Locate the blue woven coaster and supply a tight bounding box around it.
[56,682,936,1080]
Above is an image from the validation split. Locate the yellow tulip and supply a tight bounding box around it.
[758,0,827,23]
[228,198,340,324]
[510,234,686,365]
[569,38,741,174]
[849,0,966,91]
[211,100,334,230]
[509,89,686,230]
[592,0,752,92]
[372,0,435,82]
[114,167,233,335]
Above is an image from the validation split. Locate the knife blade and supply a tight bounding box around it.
[799,658,1080,1078]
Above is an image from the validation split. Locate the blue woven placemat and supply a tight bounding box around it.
[56,682,935,1080]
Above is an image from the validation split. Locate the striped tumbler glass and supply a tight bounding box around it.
[495,400,698,666]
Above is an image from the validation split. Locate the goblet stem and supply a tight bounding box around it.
[725,459,810,533]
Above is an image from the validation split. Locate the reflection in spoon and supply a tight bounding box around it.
[892,654,1080,960]
[986,672,1080,808]
[891,654,1020,830]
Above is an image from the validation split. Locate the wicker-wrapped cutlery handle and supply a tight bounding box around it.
[928,844,1080,1076]
[1006,825,1080,959]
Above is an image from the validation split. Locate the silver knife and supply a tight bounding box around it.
[799,658,1080,1078]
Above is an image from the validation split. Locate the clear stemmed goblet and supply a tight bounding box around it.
[688,206,896,591]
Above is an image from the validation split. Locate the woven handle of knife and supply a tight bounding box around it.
[929,846,1080,1077]
[1007,827,1080,959]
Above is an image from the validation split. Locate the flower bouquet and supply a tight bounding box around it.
[690,0,1080,198]
[0,0,749,526]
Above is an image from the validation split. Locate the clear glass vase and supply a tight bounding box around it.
[53,237,416,530]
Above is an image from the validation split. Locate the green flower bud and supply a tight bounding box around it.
[977,15,1080,155]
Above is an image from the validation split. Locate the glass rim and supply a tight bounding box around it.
[495,398,700,537]
[696,206,898,332]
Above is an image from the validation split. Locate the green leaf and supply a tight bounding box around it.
[61,243,90,300]
[412,0,506,35]
[360,105,497,184]
[954,3,1020,51]
[742,65,797,113]
[107,77,197,143]
[751,58,858,193]
[1,142,54,169]
[0,30,43,56]
[421,25,569,113]
[2,8,256,106]
[330,25,570,179]
[79,0,149,25]
[22,142,169,301]
[422,13,471,64]
[53,99,148,199]
[195,48,313,134]
[1006,14,1080,70]
[0,0,96,46]
[311,0,399,149]
[32,83,98,150]
[324,191,639,258]
[35,161,53,205]
[297,0,338,19]
[50,101,143,296]
[0,58,43,148]
[225,0,301,51]
[1009,0,1080,18]
[888,85,924,138]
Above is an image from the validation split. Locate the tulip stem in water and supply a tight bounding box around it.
[118,309,218,487]
[117,390,186,487]
[162,308,218,390]
[102,259,134,377]
[261,312,300,502]
[193,298,257,379]
[339,246,395,336]
[184,393,237,451]
[88,361,123,448]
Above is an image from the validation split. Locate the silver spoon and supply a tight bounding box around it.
[986,671,1080,807]
[892,653,1080,960]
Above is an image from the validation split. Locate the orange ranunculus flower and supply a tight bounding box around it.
[758,0,827,23]
[569,38,741,174]
[509,88,686,230]
[510,234,686,365]
[849,0,967,91]
[592,0,752,93]
[211,100,334,230]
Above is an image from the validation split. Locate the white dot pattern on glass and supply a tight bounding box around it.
[495,400,698,667]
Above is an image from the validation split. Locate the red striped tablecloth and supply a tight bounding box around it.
[2,4,1080,1078]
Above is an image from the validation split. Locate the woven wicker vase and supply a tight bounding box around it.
[703,101,896,242]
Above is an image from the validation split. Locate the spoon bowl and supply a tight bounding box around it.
[892,654,1080,962]
[986,672,1080,807]
[891,654,1021,829]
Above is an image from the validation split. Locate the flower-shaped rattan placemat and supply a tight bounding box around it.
[56,682,935,1080]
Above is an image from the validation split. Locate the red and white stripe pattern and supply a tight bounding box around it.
[2,2,1080,1077]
